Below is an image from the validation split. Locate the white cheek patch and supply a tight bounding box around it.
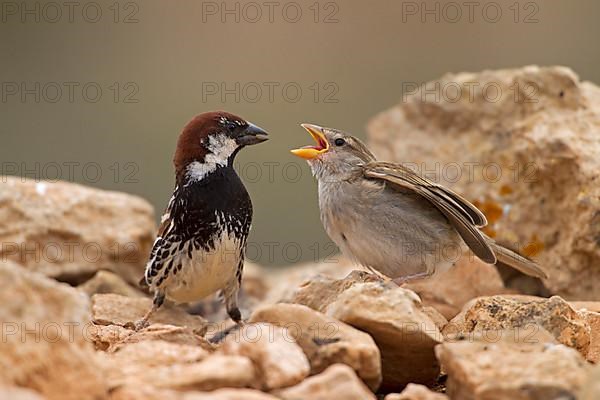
[186,134,238,183]
[206,133,238,164]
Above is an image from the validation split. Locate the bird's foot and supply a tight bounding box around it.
[133,318,150,331]
[362,266,389,283]
[364,273,386,283]
[131,292,164,331]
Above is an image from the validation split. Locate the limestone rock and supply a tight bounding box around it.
[89,323,213,352]
[368,66,600,299]
[572,301,600,362]
[581,364,600,400]
[0,177,156,284]
[423,306,448,331]
[0,386,45,400]
[580,310,600,363]
[290,270,376,312]
[111,387,279,400]
[221,323,310,390]
[158,354,256,391]
[101,340,211,388]
[0,261,108,399]
[324,281,443,391]
[91,293,207,333]
[436,336,590,399]
[405,257,508,320]
[88,323,132,351]
[291,270,446,332]
[78,270,145,297]
[385,384,449,400]
[292,258,504,324]
[265,257,359,304]
[571,302,600,313]
[110,386,182,400]
[110,339,209,364]
[291,272,443,390]
[444,295,592,356]
[104,353,255,391]
[183,389,280,400]
[123,324,213,349]
[276,364,376,400]
[249,303,382,391]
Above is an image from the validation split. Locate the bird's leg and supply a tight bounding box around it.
[134,291,165,331]
[393,271,433,286]
[221,282,244,326]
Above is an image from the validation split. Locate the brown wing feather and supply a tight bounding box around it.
[435,186,488,227]
[365,162,487,226]
[363,162,496,264]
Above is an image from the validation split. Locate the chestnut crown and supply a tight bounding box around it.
[173,111,268,180]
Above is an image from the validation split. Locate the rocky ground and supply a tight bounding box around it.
[1,66,599,399]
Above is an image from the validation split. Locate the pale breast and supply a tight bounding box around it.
[319,179,462,279]
[165,230,243,303]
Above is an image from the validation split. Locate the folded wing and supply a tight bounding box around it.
[362,161,496,264]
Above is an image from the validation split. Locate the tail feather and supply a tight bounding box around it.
[488,241,548,279]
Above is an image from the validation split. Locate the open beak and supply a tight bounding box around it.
[290,124,329,159]
[237,123,269,146]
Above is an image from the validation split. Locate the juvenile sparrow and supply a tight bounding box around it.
[137,111,268,329]
[291,124,547,282]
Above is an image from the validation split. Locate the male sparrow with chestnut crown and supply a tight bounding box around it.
[137,111,268,329]
[291,124,547,282]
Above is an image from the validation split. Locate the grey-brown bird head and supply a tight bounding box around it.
[290,123,375,180]
[174,111,268,184]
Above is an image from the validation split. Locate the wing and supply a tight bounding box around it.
[144,215,180,288]
[143,191,186,289]
[362,161,496,264]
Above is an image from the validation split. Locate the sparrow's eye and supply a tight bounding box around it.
[226,122,237,131]
[334,138,346,146]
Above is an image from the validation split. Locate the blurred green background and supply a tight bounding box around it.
[2,0,600,266]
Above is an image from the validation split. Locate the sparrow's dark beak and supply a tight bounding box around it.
[290,123,329,159]
[237,123,269,146]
